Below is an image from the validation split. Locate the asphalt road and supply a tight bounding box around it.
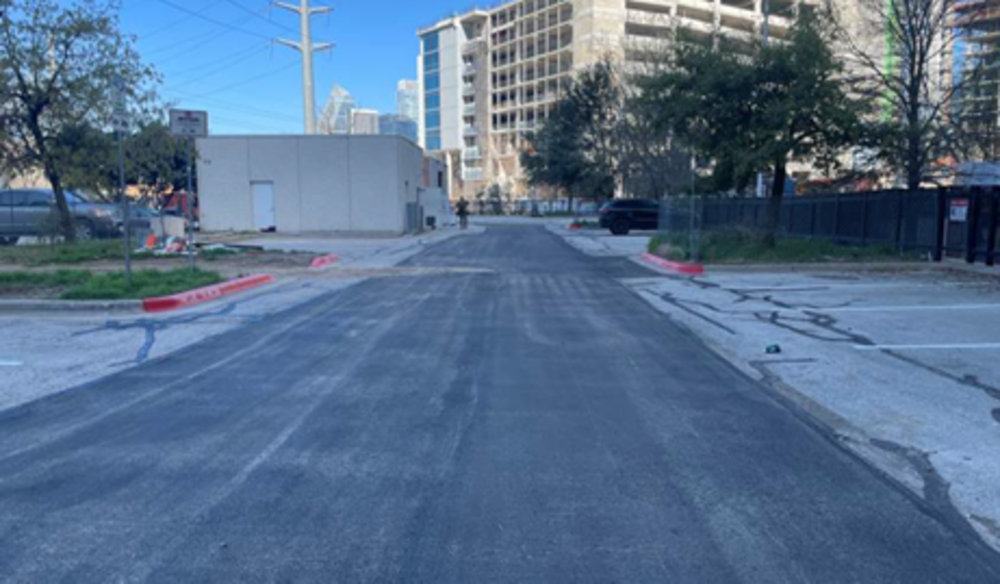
[1,225,998,582]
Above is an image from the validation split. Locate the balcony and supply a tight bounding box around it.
[462,84,476,96]
[462,39,486,56]
[462,167,485,181]
[463,104,476,117]
[463,63,478,76]
[463,147,482,160]
[463,126,478,137]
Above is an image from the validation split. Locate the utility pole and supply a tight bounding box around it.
[757,0,771,199]
[276,1,334,134]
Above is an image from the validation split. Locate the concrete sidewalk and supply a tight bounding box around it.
[624,265,1000,551]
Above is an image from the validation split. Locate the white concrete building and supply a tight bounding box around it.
[418,0,810,198]
[196,135,426,235]
[351,109,380,135]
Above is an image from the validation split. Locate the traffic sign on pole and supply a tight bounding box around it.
[169,109,209,138]
[169,110,209,271]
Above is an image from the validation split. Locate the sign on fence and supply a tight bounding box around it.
[950,198,970,223]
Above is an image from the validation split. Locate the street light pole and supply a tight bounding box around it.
[757,0,771,198]
[186,137,196,271]
[117,128,132,286]
[276,1,334,134]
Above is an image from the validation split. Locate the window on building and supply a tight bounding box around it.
[426,131,442,151]
[424,52,440,73]
[425,93,440,111]
[423,32,439,54]
[425,73,440,92]
[425,112,440,129]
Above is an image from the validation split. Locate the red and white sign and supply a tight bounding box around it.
[169,109,209,138]
[950,198,970,223]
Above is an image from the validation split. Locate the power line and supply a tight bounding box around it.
[140,0,226,42]
[164,46,272,90]
[222,0,299,35]
[154,0,274,41]
[179,60,299,100]
[210,114,297,132]
[144,12,258,60]
[164,92,303,123]
[158,43,272,79]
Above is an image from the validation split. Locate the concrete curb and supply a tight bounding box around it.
[641,253,705,275]
[309,254,341,270]
[143,274,275,313]
[0,299,143,314]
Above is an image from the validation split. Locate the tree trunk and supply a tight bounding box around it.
[45,166,76,243]
[906,127,923,192]
[762,160,787,248]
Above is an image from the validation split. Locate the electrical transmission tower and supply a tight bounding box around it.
[275,1,334,134]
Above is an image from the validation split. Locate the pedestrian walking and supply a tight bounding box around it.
[457,197,470,230]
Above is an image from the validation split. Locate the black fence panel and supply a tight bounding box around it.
[657,187,1000,265]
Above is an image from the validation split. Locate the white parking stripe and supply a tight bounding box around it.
[0,360,22,367]
[823,304,1000,313]
[855,343,1000,351]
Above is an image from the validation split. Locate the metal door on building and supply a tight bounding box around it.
[251,182,275,232]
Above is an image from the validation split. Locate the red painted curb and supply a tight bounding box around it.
[568,225,584,231]
[143,274,275,313]
[641,253,705,275]
[309,253,341,270]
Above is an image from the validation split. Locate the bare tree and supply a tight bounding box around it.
[828,0,987,191]
[614,29,694,198]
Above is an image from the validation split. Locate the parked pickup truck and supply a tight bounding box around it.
[0,189,122,244]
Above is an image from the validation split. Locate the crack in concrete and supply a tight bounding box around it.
[71,282,316,365]
[867,438,996,552]
[687,280,1000,414]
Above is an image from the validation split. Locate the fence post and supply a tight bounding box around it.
[833,194,842,242]
[966,193,980,264]
[810,200,817,238]
[894,190,905,251]
[987,193,998,267]
[861,191,870,245]
[933,190,946,262]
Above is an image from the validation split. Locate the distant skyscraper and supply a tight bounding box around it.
[351,109,380,135]
[379,114,419,143]
[318,84,355,135]
[397,80,419,122]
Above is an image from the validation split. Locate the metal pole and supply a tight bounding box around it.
[300,0,315,134]
[756,0,770,199]
[275,1,333,135]
[186,137,196,271]
[117,129,132,286]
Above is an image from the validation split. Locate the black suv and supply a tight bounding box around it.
[598,199,660,235]
[0,189,122,245]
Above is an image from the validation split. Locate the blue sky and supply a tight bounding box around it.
[121,0,463,135]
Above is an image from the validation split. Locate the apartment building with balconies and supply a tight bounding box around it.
[420,0,808,199]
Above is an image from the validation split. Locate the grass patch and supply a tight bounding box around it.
[0,240,128,266]
[0,269,92,289]
[61,269,223,300]
[649,230,922,264]
[0,240,260,266]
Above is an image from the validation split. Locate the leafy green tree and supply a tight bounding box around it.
[0,0,157,240]
[522,59,623,210]
[643,11,865,244]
